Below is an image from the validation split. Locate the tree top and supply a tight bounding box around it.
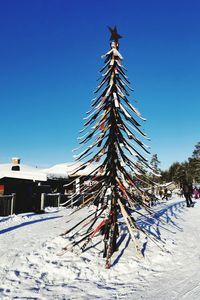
[108,26,122,41]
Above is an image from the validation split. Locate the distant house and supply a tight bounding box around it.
[43,162,98,195]
[0,158,68,214]
[159,182,177,191]
[0,159,99,215]
[152,181,178,196]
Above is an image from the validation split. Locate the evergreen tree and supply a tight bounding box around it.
[192,141,200,158]
[150,154,161,183]
[188,141,200,183]
[160,141,200,186]
[150,154,160,170]
[62,27,159,268]
[174,162,191,185]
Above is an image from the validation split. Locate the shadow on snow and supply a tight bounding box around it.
[0,209,61,224]
[112,199,190,267]
[0,215,62,235]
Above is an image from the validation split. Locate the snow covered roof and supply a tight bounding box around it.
[159,182,177,189]
[0,163,47,181]
[0,161,97,182]
[43,162,97,178]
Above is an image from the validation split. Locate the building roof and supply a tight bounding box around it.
[0,164,47,181]
[0,161,97,182]
[43,162,97,178]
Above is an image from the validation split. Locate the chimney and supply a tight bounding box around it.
[11,157,21,171]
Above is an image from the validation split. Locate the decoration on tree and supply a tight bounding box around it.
[61,26,160,268]
[108,26,122,41]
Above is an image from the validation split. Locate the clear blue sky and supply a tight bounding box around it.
[0,0,200,170]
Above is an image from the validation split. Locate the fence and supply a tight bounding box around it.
[40,193,70,210]
[0,194,16,216]
[40,193,90,210]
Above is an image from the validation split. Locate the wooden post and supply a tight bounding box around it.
[75,177,80,194]
[41,193,46,210]
[58,193,61,208]
[11,193,16,215]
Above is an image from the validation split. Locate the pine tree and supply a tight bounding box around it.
[189,141,200,183]
[150,154,161,183]
[150,154,160,171]
[192,141,200,158]
[62,27,159,268]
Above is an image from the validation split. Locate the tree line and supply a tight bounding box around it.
[150,142,200,186]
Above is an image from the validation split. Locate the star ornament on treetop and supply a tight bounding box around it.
[108,26,122,41]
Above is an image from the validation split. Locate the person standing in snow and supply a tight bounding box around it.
[193,187,199,199]
[162,188,168,200]
[159,188,163,198]
[183,183,193,207]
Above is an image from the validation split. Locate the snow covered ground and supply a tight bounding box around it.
[1,195,200,299]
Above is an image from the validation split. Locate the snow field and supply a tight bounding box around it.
[1,196,200,299]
